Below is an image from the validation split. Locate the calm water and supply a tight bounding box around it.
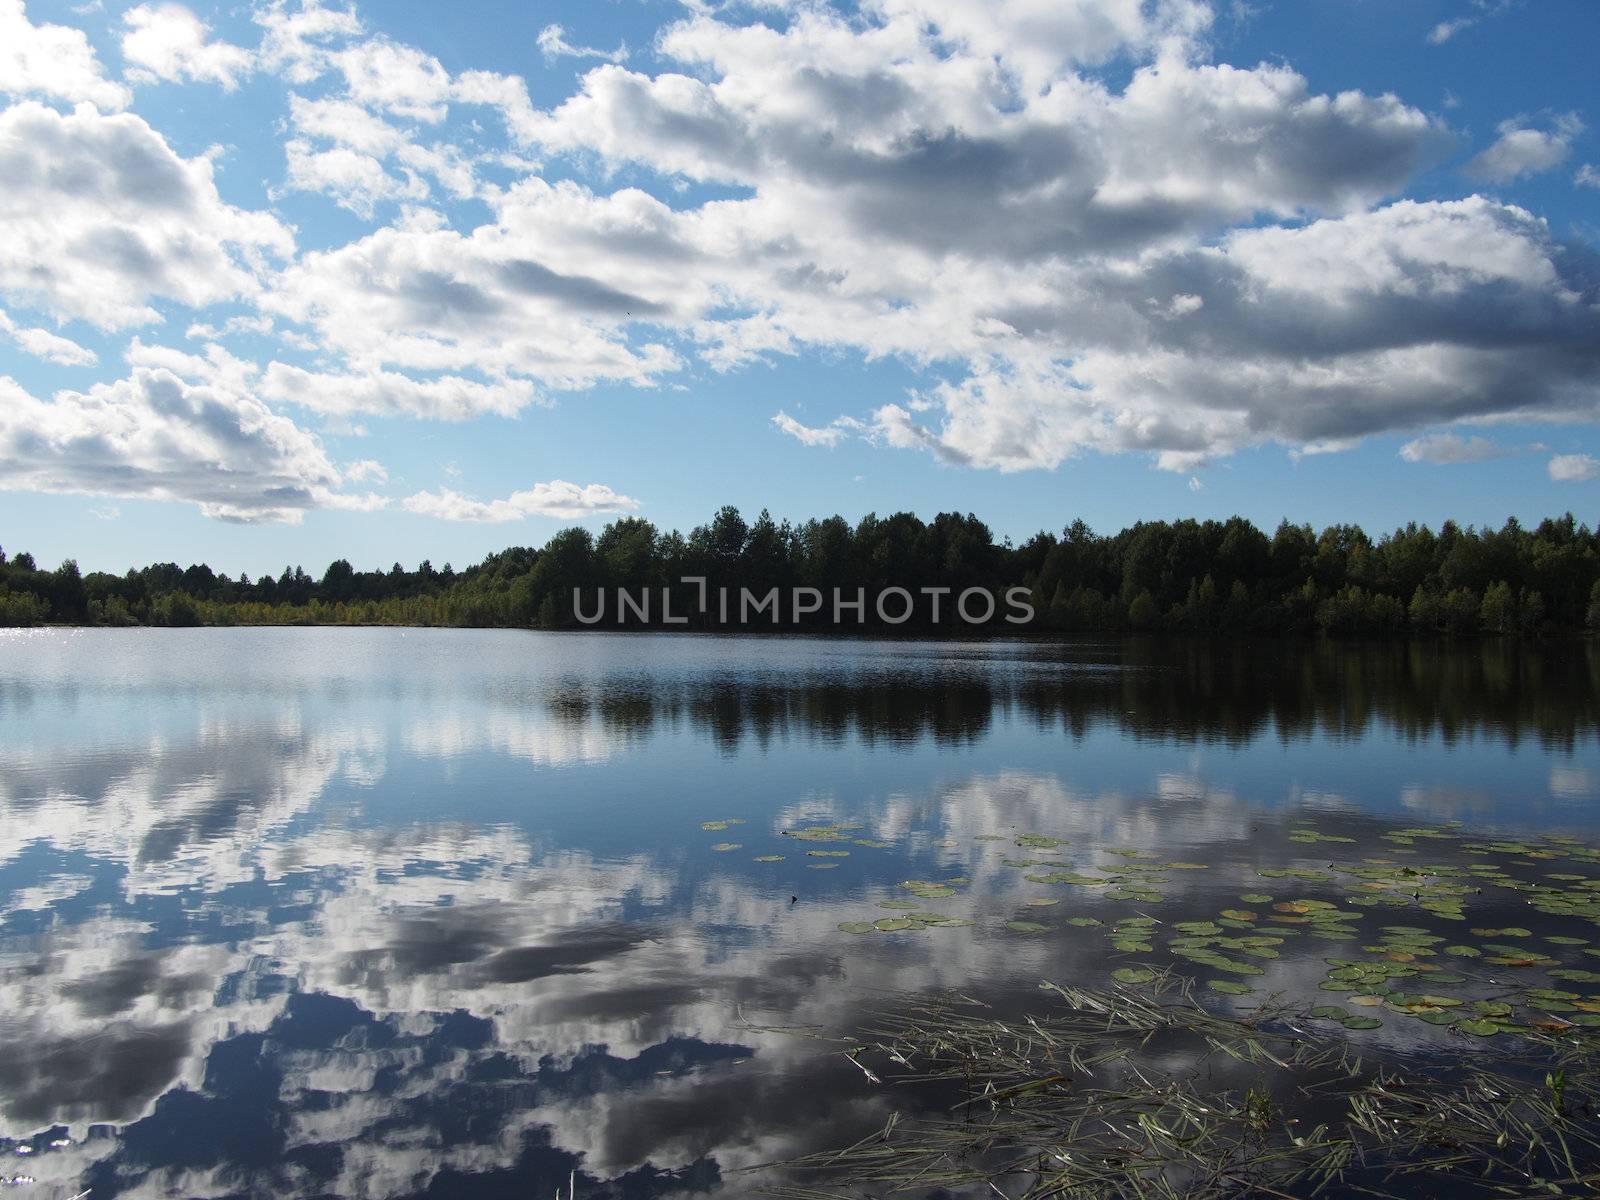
[1,629,1598,1198]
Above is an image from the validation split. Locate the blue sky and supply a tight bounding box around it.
[0,0,1597,576]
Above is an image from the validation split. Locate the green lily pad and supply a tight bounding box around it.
[1112,967,1156,984]
[1207,979,1253,995]
[837,921,875,935]
[710,842,742,852]
[1340,1016,1383,1030]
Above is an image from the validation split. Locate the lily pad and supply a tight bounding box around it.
[1207,979,1253,995]
[1112,967,1156,984]
[710,842,742,852]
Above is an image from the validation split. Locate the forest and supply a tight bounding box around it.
[3,508,1599,635]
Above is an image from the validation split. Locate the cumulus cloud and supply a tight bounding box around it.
[1465,114,1583,182]
[0,367,352,522]
[0,101,293,328]
[1398,431,1509,464]
[282,136,426,217]
[1549,453,1599,482]
[265,179,683,387]
[0,307,97,366]
[3,0,1598,503]
[260,362,538,420]
[343,457,387,483]
[121,4,253,90]
[254,0,361,85]
[0,0,131,109]
[402,481,640,522]
[336,37,450,122]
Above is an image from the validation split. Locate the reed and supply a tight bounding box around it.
[766,972,1600,1198]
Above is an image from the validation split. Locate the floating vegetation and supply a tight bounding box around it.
[770,977,1600,1200]
[1005,921,1049,933]
[699,818,746,832]
[781,824,856,843]
[710,842,742,852]
[753,854,785,862]
[900,878,964,900]
[1015,833,1070,850]
[842,912,974,935]
[805,849,849,858]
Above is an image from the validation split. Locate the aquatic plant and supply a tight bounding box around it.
[768,974,1600,1198]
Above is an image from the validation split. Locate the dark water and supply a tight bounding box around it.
[1,629,1597,1198]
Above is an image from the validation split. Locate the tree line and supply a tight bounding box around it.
[3,508,1599,635]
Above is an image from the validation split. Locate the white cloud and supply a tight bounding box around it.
[402,481,640,522]
[288,92,400,155]
[1465,114,1583,182]
[0,367,353,522]
[1427,0,1514,45]
[265,179,684,387]
[1549,453,1599,483]
[0,101,293,329]
[279,92,482,218]
[260,362,538,420]
[1576,164,1600,190]
[771,411,858,447]
[282,137,425,217]
[536,23,628,65]
[1427,17,1476,44]
[3,0,1597,500]
[121,4,253,90]
[0,0,131,110]
[0,307,97,365]
[336,38,450,122]
[254,0,361,85]
[343,457,387,483]
[1398,431,1508,464]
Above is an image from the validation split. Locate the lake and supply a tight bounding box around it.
[1,628,1598,1198]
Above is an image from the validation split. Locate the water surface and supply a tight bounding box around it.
[1,629,1597,1197]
